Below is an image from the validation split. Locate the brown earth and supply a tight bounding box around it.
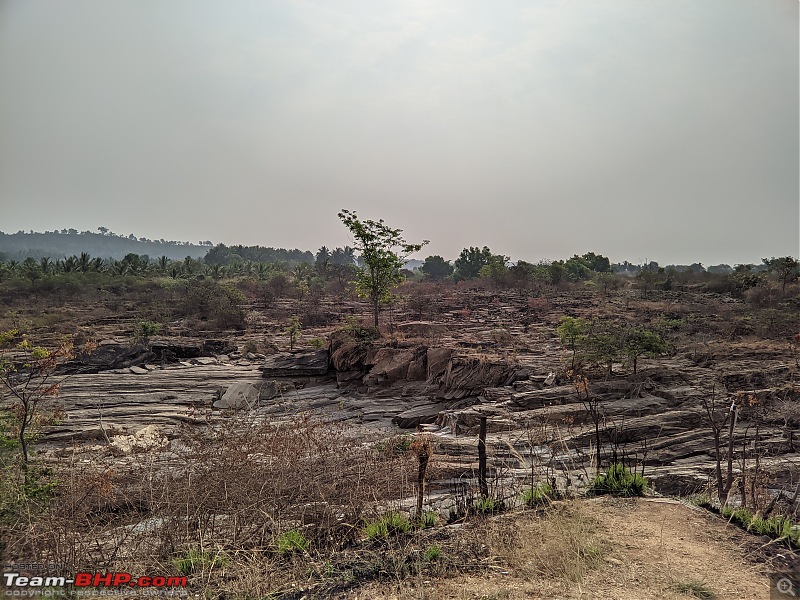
[347,498,775,600]
[2,282,799,598]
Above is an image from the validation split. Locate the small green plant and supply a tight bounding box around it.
[588,464,648,497]
[286,315,301,350]
[134,320,161,344]
[309,336,326,349]
[672,580,715,598]
[423,544,442,561]
[364,512,412,539]
[471,496,505,515]
[418,510,437,529]
[275,529,310,555]
[719,505,800,548]
[521,482,554,507]
[172,547,228,575]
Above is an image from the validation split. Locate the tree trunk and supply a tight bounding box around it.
[373,299,379,327]
[416,442,430,519]
[478,416,488,498]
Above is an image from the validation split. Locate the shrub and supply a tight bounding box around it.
[364,512,412,539]
[241,339,259,354]
[133,320,161,344]
[423,544,442,561]
[172,547,228,575]
[521,482,554,507]
[588,464,648,497]
[275,529,310,555]
[309,336,326,349]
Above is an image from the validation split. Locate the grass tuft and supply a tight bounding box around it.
[588,463,648,497]
[275,529,310,554]
[672,580,715,598]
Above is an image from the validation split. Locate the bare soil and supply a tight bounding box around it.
[350,498,773,599]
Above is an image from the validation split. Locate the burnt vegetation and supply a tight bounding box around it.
[1,223,799,597]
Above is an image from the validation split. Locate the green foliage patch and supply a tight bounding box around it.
[588,464,648,497]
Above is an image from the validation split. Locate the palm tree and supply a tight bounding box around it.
[210,264,225,280]
[78,252,91,273]
[39,257,52,276]
[158,256,169,274]
[62,256,78,273]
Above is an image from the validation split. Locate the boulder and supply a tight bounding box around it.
[110,425,170,455]
[258,380,293,401]
[150,342,202,362]
[365,347,428,384]
[214,382,260,410]
[58,343,154,374]
[441,357,516,397]
[426,348,452,382]
[329,332,369,373]
[203,339,237,356]
[261,350,330,377]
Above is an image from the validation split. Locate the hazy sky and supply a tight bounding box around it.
[1,0,797,266]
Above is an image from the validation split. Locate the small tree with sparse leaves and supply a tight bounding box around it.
[338,210,428,327]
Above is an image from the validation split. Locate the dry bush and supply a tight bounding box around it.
[6,415,417,596]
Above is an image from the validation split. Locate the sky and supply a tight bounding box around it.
[0,0,797,266]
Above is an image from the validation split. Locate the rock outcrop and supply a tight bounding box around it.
[261,350,330,377]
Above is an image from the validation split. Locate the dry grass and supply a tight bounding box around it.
[485,501,607,586]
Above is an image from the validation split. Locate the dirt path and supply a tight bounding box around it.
[349,497,779,599]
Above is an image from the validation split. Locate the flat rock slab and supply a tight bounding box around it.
[261,350,329,377]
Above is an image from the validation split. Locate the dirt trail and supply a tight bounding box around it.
[350,498,778,599]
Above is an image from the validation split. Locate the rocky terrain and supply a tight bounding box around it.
[37,287,800,510]
[3,282,797,599]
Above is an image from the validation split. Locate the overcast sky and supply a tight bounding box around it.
[1,0,797,266]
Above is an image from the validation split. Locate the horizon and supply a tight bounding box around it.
[0,226,787,268]
[1,1,798,265]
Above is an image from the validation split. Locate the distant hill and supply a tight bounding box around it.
[0,230,210,261]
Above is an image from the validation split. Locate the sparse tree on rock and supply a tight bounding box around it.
[338,210,428,327]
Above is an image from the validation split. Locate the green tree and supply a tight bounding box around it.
[762,256,799,291]
[479,254,509,287]
[621,327,667,373]
[338,210,428,327]
[285,316,301,350]
[20,258,42,287]
[420,255,454,280]
[582,252,611,273]
[564,255,592,281]
[453,246,492,280]
[556,316,590,370]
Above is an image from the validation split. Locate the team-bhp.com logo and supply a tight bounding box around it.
[4,571,187,594]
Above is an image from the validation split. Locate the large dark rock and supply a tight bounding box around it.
[150,342,202,362]
[441,357,516,397]
[363,346,428,385]
[58,343,154,374]
[261,350,330,377]
[329,332,370,373]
